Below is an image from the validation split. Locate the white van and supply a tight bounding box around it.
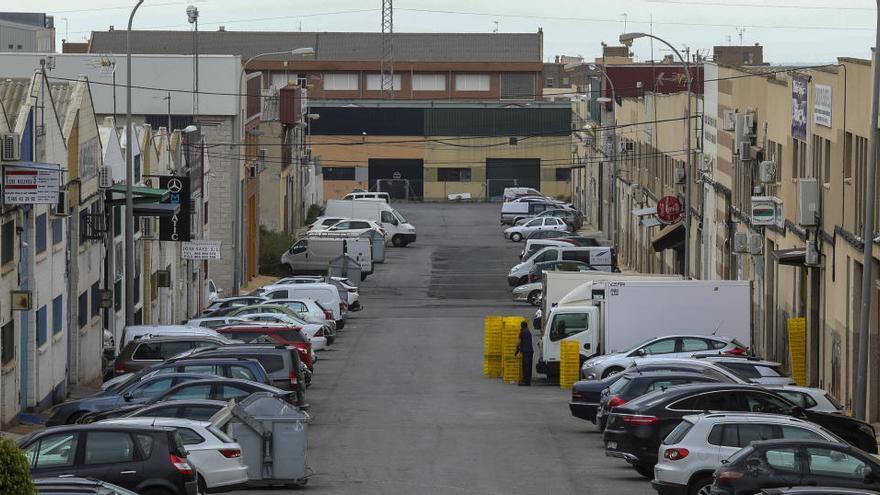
[503,187,543,202]
[343,191,391,203]
[260,283,347,328]
[121,325,224,347]
[508,246,616,286]
[325,199,416,247]
[281,236,373,279]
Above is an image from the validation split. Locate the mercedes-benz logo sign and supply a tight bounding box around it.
[167,178,183,193]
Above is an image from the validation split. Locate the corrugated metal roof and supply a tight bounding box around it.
[0,77,32,131]
[88,30,542,62]
[49,82,75,128]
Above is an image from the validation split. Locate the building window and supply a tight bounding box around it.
[1,321,13,365]
[366,74,401,91]
[114,280,122,312]
[2,220,14,266]
[35,213,47,253]
[52,295,63,335]
[556,168,572,182]
[437,168,471,182]
[51,217,63,245]
[323,167,356,181]
[323,73,359,91]
[78,291,88,328]
[79,208,88,245]
[412,73,445,91]
[91,282,100,317]
[455,74,490,92]
[36,305,47,346]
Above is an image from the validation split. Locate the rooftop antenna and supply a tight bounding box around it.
[726,35,732,46]
[493,20,499,33]
[736,27,746,45]
[298,21,302,31]
[621,13,627,33]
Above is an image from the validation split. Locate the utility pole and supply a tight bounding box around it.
[125,0,144,326]
[187,5,199,119]
[380,0,394,99]
[855,0,880,421]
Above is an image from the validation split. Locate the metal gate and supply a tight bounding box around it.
[368,159,424,200]
[485,158,540,201]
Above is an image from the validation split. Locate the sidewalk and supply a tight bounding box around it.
[241,274,280,294]
[1,379,103,440]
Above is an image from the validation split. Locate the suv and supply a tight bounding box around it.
[652,413,842,495]
[20,424,197,494]
[693,355,795,385]
[214,325,313,369]
[187,344,306,405]
[113,335,236,376]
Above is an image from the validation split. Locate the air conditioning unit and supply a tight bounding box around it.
[52,190,69,216]
[156,270,171,288]
[740,142,752,161]
[797,178,819,226]
[1,133,20,162]
[749,234,763,255]
[631,183,646,204]
[722,110,736,131]
[744,112,756,134]
[759,161,777,184]
[141,217,156,239]
[97,165,112,188]
[733,231,749,253]
[674,166,686,184]
[805,240,820,266]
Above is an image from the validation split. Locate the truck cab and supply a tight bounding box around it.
[536,305,600,376]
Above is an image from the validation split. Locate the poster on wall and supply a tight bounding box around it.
[791,76,808,141]
[814,84,832,128]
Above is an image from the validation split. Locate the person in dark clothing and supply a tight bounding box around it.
[515,321,534,386]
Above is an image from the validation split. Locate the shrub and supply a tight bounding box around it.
[259,227,297,277]
[305,204,324,226]
[0,437,35,495]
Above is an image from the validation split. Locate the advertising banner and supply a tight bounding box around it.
[159,176,191,242]
[3,162,61,204]
[791,76,808,141]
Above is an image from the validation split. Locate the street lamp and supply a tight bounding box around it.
[620,32,693,278]
[187,5,199,118]
[124,0,144,326]
[233,47,314,295]
[588,63,618,253]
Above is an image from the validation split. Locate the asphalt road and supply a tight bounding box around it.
[233,202,651,495]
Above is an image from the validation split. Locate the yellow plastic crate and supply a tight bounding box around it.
[559,340,581,388]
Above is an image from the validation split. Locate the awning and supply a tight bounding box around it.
[773,248,806,266]
[133,203,180,218]
[106,184,170,206]
[632,206,657,217]
[651,222,685,252]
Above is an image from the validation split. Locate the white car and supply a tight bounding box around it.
[512,282,542,306]
[652,412,843,495]
[261,298,336,331]
[318,219,386,238]
[99,417,248,492]
[503,217,569,242]
[186,316,248,329]
[308,216,350,231]
[278,276,361,311]
[238,313,329,351]
[768,385,845,413]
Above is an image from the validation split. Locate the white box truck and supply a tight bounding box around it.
[281,236,373,279]
[324,199,416,247]
[535,277,750,377]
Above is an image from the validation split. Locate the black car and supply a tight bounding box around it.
[603,383,877,477]
[79,399,228,424]
[594,371,725,430]
[47,373,220,426]
[711,439,880,495]
[526,230,577,240]
[201,296,268,316]
[35,477,137,494]
[106,356,272,394]
[20,424,197,495]
[569,361,737,423]
[149,377,295,405]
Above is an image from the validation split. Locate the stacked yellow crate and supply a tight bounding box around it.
[501,317,525,384]
[483,316,503,378]
[559,340,581,388]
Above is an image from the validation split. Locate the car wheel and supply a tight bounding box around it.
[66,411,87,425]
[688,475,713,495]
[511,232,523,242]
[198,475,208,495]
[392,235,405,247]
[527,290,541,306]
[142,489,173,495]
[633,464,654,479]
[602,366,624,379]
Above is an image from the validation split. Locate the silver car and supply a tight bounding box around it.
[512,282,542,306]
[580,335,749,380]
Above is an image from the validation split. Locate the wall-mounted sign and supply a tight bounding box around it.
[3,163,61,204]
[10,290,32,311]
[159,176,191,242]
[814,84,832,128]
[751,196,778,226]
[657,196,683,225]
[182,240,221,260]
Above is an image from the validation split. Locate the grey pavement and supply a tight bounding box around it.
[232,202,651,495]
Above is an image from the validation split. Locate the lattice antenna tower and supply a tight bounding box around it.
[380,0,394,98]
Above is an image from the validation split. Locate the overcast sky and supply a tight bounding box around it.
[23,0,880,63]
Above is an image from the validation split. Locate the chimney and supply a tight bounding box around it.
[109,25,114,31]
[219,26,226,32]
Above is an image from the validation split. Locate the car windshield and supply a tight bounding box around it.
[393,210,407,223]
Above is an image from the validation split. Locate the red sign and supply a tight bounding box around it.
[657,196,682,224]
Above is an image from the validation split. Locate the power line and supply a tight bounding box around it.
[644,0,872,12]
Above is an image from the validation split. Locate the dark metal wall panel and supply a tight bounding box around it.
[500,73,535,99]
[309,107,425,136]
[425,108,570,137]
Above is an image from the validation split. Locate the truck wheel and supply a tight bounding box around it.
[392,235,405,247]
[602,366,624,378]
[527,290,541,306]
[511,232,523,242]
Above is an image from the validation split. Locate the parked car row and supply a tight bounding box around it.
[27,268,374,493]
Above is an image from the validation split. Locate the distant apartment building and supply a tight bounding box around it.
[0,13,54,52]
[713,44,764,66]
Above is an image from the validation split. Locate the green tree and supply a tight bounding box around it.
[0,437,35,495]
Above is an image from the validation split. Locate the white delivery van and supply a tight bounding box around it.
[535,279,751,377]
[521,238,578,261]
[508,246,616,286]
[500,200,559,225]
[343,191,391,203]
[324,199,416,247]
[260,283,347,329]
[281,236,373,279]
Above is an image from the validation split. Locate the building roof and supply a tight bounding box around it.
[0,77,32,131]
[87,30,542,62]
[49,82,76,128]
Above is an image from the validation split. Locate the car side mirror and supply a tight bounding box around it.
[123,392,133,402]
[583,343,591,351]
[636,349,646,357]
[864,468,876,483]
[789,405,804,417]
